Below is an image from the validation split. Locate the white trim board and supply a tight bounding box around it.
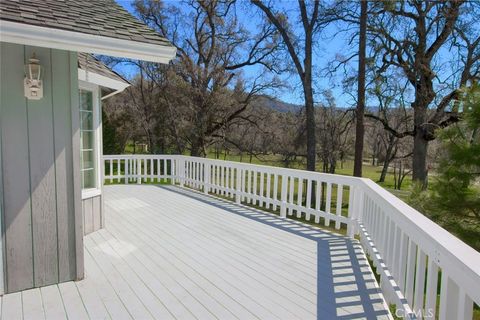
[77,69,129,99]
[79,81,103,200]
[0,20,176,63]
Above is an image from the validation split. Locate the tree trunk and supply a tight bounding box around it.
[379,136,395,183]
[303,69,316,172]
[353,0,367,177]
[190,137,204,157]
[412,132,429,187]
[412,104,429,187]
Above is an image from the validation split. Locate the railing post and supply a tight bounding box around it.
[125,158,129,184]
[347,185,364,237]
[137,158,142,184]
[280,175,288,217]
[204,163,210,194]
[170,158,175,185]
[178,157,185,187]
[235,168,242,204]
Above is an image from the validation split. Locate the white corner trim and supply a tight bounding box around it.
[0,20,176,63]
[78,69,130,93]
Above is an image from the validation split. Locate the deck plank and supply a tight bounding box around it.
[22,288,45,320]
[40,285,68,320]
[84,237,154,320]
[57,281,89,320]
[1,291,22,320]
[82,249,132,320]
[74,269,110,320]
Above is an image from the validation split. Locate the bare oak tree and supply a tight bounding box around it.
[353,0,367,177]
[367,0,480,186]
[135,0,280,156]
[251,0,326,171]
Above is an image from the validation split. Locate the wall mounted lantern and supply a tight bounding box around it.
[24,53,43,100]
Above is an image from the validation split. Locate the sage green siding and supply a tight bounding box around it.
[0,43,83,293]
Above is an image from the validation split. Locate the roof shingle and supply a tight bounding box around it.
[0,0,173,48]
[77,52,130,86]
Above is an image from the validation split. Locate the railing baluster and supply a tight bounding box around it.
[235,168,241,203]
[247,170,251,204]
[109,159,113,183]
[335,184,343,229]
[163,158,167,183]
[296,178,303,218]
[288,176,294,216]
[125,158,129,184]
[315,180,321,223]
[324,182,332,226]
[405,239,417,306]
[273,174,278,211]
[280,175,288,217]
[266,173,271,209]
[259,172,264,207]
[252,171,257,205]
[306,179,312,220]
[439,273,459,320]
[398,232,408,291]
[457,289,473,320]
[413,249,427,314]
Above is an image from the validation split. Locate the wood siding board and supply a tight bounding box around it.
[51,49,77,282]
[69,51,84,280]
[83,198,93,235]
[25,46,59,287]
[0,51,5,295]
[0,42,34,292]
[93,195,102,231]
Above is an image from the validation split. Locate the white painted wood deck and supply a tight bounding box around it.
[0,185,391,320]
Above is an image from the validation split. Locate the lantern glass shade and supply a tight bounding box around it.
[25,58,42,81]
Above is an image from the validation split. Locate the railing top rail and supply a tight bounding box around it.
[104,154,366,186]
[185,155,367,186]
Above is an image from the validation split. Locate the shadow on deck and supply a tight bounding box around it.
[160,185,391,320]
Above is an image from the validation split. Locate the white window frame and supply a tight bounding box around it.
[79,81,102,200]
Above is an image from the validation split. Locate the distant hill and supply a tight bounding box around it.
[253,95,303,113]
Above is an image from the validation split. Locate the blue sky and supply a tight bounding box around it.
[115,0,354,107]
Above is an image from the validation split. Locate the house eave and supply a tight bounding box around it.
[78,68,130,99]
[0,20,176,63]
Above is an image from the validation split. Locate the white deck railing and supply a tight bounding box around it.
[103,154,480,320]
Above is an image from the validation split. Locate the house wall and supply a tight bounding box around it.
[82,195,104,235]
[0,43,84,293]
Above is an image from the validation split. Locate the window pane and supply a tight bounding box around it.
[81,131,94,150]
[82,150,95,169]
[79,90,93,111]
[80,111,93,130]
[82,169,95,189]
[79,88,96,190]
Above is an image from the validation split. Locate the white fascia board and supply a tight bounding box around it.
[0,20,176,63]
[78,69,130,92]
